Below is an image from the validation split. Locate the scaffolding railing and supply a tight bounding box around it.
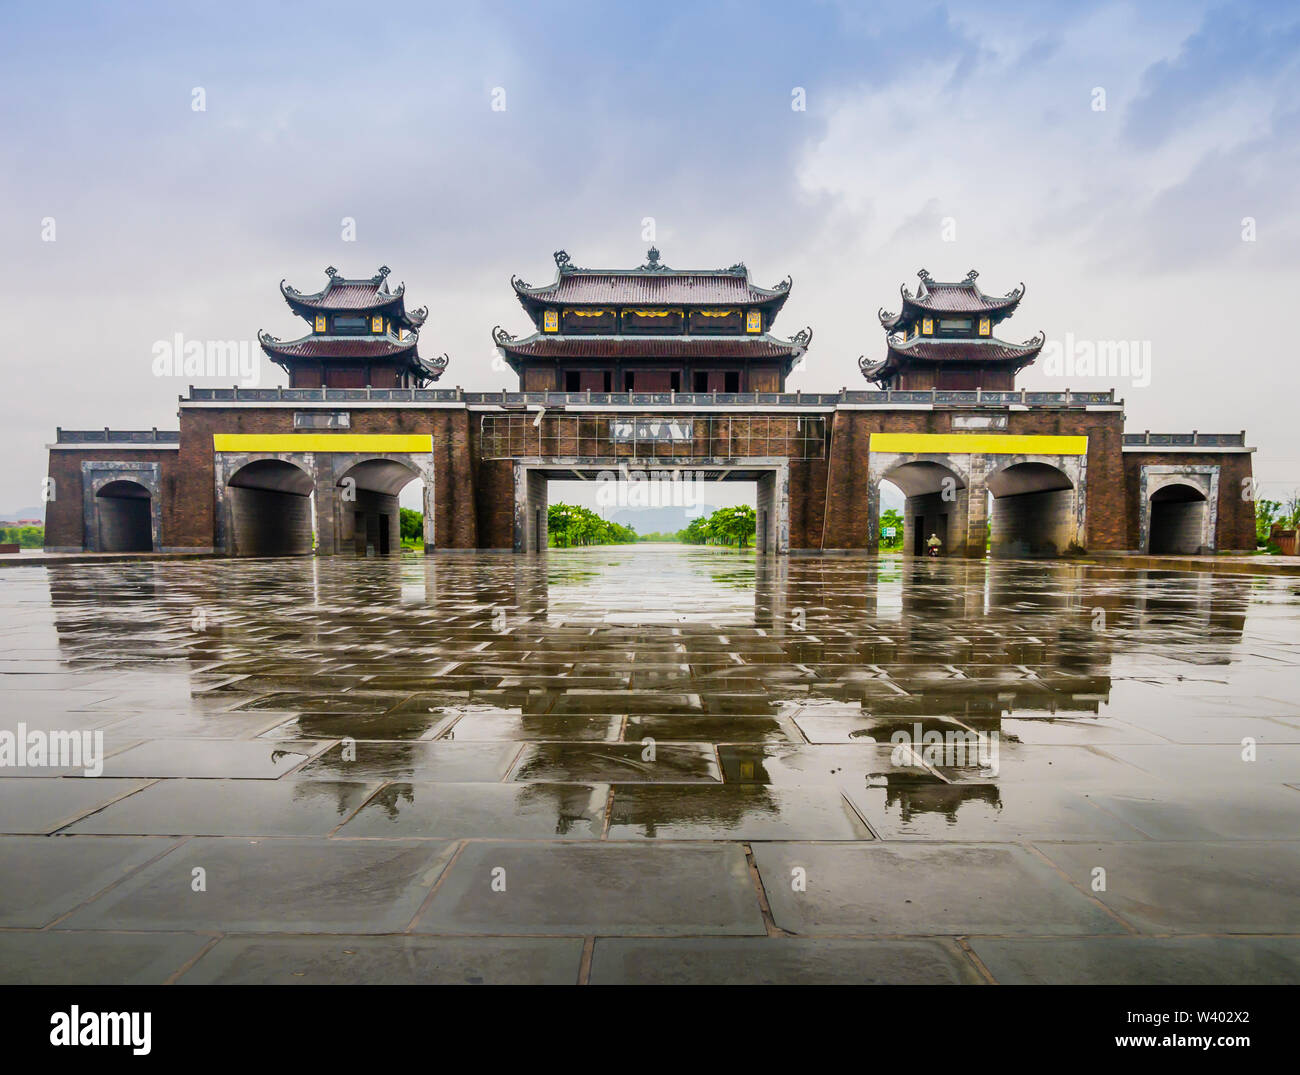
[478,413,829,460]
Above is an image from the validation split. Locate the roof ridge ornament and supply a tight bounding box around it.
[376,265,391,279]
[641,247,668,271]
[553,250,576,273]
[965,269,979,282]
[325,266,338,278]
[917,268,932,282]
[722,262,747,276]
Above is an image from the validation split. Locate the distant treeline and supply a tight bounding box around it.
[0,526,43,548]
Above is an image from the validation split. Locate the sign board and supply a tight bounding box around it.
[609,420,694,443]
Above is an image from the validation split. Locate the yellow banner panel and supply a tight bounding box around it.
[213,434,433,453]
[869,433,1088,455]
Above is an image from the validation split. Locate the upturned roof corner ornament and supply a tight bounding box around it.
[408,305,429,327]
[878,306,896,324]
[257,330,280,344]
[281,278,299,296]
[790,326,813,348]
[492,325,516,345]
[426,352,450,371]
[1008,282,1026,299]
[510,275,531,290]
[553,250,575,273]
[772,275,792,292]
[325,266,338,277]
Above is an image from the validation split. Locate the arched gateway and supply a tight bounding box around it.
[42,259,1258,559]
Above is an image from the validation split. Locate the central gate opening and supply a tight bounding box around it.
[520,465,777,553]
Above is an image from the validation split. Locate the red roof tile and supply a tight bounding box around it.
[517,272,788,306]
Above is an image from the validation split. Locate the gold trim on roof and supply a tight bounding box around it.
[696,309,740,318]
[566,308,613,317]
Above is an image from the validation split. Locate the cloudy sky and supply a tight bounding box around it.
[2,0,1297,514]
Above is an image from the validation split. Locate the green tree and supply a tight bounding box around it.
[399,508,423,546]
[1256,498,1282,546]
[547,503,638,547]
[880,508,904,550]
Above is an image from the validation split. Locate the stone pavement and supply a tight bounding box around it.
[1,548,1298,984]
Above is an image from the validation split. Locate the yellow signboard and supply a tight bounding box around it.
[869,433,1088,455]
[213,434,434,453]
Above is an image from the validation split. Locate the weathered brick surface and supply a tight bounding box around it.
[44,447,181,549]
[1122,450,1255,551]
[46,402,1250,555]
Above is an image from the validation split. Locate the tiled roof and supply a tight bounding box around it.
[258,332,419,360]
[515,272,789,306]
[885,335,1044,363]
[494,333,809,361]
[861,333,1044,382]
[280,266,428,328]
[879,270,1023,330]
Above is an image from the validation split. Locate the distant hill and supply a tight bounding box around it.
[0,505,44,524]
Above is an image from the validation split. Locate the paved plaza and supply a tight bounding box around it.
[1,547,1298,984]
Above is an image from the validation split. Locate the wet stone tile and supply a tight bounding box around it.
[0,778,150,834]
[1032,841,1300,933]
[64,779,379,836]
[93,739,328,779]
[0,836,176,927]
[337,782,608,839]
[589,937,985,985]
[415,842,765,936]
[607,784,872,841]
[60,837,457,933]
[0,931,211,985]
[296,741,520,782]
[969,936,1300,985]
[844,783,1149,841]
[751,842,1123,936]
[178,935,585,984]
[509,743,721,783]
[441,712,621,742]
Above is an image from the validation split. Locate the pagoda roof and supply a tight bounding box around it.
[258,330,448,382]
[879,269,1024,331]
[492,327,812,372]
[512,248,792,311]
[859,333,1044,383]
[280,266,428,330]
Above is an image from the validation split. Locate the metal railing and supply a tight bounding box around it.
[1123,431,1247,447]
[183,386,1118,408]
[56,428,180,443]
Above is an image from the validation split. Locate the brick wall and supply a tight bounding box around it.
[1122,450,1255,551]
[44,448,180,550]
